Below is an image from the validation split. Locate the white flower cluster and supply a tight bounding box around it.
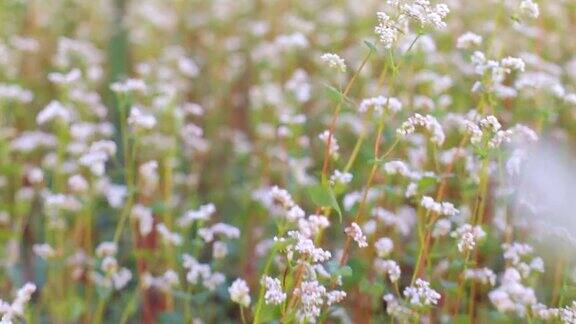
[451,224,486,253]
[501,242,544,277]
[262,276,286,305]
[403,278,441,306]
[182,254,225,291]
[178,203,216,227]
[287,230,332,263]
[294,280,346,322]
[320,53,346,73]
[464,268,497,286]
[318,130,340,158]
[345,222,368,248]
[375,259,401,282]
[90,242,132,291]
[397,113,445,145]
[0,283,36,323]
[488,268,537,317]
[359,96,403,115]
[228,278,251,307]
[142,270,180,292]
[420,196,459,216]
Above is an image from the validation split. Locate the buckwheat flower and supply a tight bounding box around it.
[345,222,368,248]
[502,242,533,265]
[405,182,418,198]
[441,202,459,216]
[375,259,401,282]
[0,83,33,103]
[452,224,486,252]
[95,241,117,257]
[464,120,483,144]
[397,114,445,145]
[212,241,228,259]
[177,203,216,227]
[479,115,502,132]
[421,196,442,213]
[404,279,441,306]
[294,280,326,322]
[26,167,43,185]
[383,294,416,320]
[286,205,305,222]
[204,272,226,291]
[112,268,132,290]
[330,170,353,185]
[432,218,452,237]
[33,243,55,260]
[288,231,332,262]
[128,107,156,130]
[488,129,514,148]
[375,12,398,49]
[36,100,71,125]
[0,282,36,322]
[320,53,346,72]
[456,32,483,49]
[519,0,539,19]
[359,96,403,115]
[464,268,497,286]
[101,256,118,274]
[229,278,251,307]
[375,237,394,257]
[531,303,559,321]
[110,78,147,94]
[384,160,411,177]
[298,214,330,238]
[157,223,183,246]
[326,290,346,305]
[489,268,537,316]
[130,204,154,236]
[48,68,82,85]
[262,276,286,305]
[270,186,295,210]
[68,174,89,193]
[318,130,340,157]
[501,57,526,72]
[139,160,159,196]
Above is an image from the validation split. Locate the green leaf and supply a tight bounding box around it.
[324,84,343,102]
[307,184,343,221]
[334,265,353,278]
[364,40,378,53]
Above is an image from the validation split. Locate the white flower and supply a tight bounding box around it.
[157,223,183,246]
[359,96,403,115]
[294,280,326,322]
[375,12,398,49]
[110,78,147,93]
[452,224,486,253]
[128,107,157,130]
[464,268,496,286]
[345,222,368,248]
[318,130,339,157]
[37,100,72,125]
[95,241,118,258]
[330,170,353,185]
[456,32,482,49]
[229,279,251,307]
[130,204,154,236]
[375,259,401,282]
[33,243,55,260]
[320,53,346,72]
[375,237,394,257]
[403,279,441,306]
[262,276,286,305]
[519,0,539,19]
